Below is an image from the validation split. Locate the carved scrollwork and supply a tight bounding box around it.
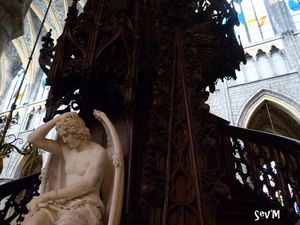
[112,155,121,167]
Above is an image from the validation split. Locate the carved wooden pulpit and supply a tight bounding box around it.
[39,0,245,224]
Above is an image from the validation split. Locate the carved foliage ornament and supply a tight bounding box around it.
[139,1,245,223]
[143,0,245,92]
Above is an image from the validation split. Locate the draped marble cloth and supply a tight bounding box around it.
[23,152,107,225]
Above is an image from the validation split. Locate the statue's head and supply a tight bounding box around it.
[56,113,91,148]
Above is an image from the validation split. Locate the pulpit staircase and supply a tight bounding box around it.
[216,125,300,225]
[0,124,299,225]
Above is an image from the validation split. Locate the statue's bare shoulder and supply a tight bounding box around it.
[89,142,107,155]
[85,142,108,168]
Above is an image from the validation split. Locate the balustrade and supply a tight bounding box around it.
[0,173,40,225]
[0,123,299,224]
[219,125,300,220]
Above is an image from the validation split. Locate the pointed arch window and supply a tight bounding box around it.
[1,68,28,111]
[36,74,50,101]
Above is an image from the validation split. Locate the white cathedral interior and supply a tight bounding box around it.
[0,0,300,224]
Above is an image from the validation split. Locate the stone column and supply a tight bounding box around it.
[0,0,32,57]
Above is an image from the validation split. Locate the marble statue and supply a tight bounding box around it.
[21,110,124,225]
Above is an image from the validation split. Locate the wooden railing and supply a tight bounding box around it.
[0,173,41,225]
[218,125,300,220]
[0,125,299,224]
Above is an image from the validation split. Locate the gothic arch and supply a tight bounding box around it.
[237,90,300,138]
[15,151,43,178]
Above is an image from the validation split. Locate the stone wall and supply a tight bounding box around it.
[208,69,300,126]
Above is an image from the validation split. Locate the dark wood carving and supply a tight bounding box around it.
[37,0,246,225]
[161,36,206,225]
[39,0,245,121]
[136,0,245,223]
[39,0,138,121]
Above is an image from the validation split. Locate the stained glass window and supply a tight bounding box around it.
[285,0,300,30]
[233,0,275,45]
[1,69,28,111]
[36,74,50,101]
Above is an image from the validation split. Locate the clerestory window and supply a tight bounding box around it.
[233,0,275,45]
[1,68,28,111]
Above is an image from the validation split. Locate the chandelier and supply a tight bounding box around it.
[0,0,53,158]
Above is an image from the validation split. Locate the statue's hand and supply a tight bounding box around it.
[54,111,77,123]
[26,196,42,211]
[55,199,67,205]
[61,111,77,118]
[26,193,50,211]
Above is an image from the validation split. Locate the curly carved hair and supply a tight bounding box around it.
[55,113,91,140]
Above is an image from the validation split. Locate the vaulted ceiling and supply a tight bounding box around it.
[0,0,87,98]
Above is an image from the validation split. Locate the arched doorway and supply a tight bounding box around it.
[247,100,300,139]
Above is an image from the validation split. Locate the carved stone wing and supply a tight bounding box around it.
[94,110,124,225]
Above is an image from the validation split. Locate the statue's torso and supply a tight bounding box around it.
[62,142,106,205]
